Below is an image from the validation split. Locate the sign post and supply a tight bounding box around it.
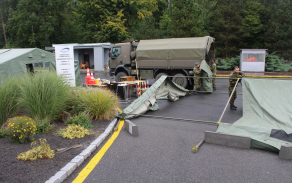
[55,45,76,87]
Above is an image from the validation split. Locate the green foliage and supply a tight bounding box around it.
[17,138,55,161]
[35,118,52,134]
[68,88,119,121]
[216,56,240,71]
[131,16,162,40]
[0,77,21,126]
[60,124,89,139]
[160,0,207,38]
[1,0,292,60]
[265,52,292,72]
[208,0,246,57]
[19,72,71,120]
[66,112,93,129]
[0,126,9,138]
[6,0,75,48]
[6,116,37,144]
[263,0,292,60]
[76,0,129,43]
[69,88,119,121]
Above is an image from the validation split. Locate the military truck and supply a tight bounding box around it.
[108,36,215,88]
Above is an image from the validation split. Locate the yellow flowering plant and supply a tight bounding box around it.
[6,116,37,143]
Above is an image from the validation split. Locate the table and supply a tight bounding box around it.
[116,80,147,102]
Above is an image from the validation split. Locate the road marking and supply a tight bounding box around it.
[72,109,124,183]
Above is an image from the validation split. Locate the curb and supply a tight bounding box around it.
[45,118,118,183]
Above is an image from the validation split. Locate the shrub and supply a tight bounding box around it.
[265,52,292,72]
[66,112,93,128]
[216,56,240,70]
[6,116,37,143]
[0,127,9,138]
[69,88,119,121]
[17,138,55,161]
[18,72,71,120]
[0,77,21,126]
[35,118,52,134]
[59,124,89,139]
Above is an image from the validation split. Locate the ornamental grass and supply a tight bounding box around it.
[0,77,21,126]
[68,88,119,121]
[18,72,71,120]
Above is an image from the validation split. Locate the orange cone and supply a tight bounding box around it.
[137,82,140,96]
[85,68,90,84]
[90,71,95,84]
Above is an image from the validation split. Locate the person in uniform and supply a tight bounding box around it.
[210,59,217,90]
[193,63,202,94]
[228,66,245,110]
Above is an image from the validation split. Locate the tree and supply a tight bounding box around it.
[263,0,292,60]
[0,0,19,48]
[7,0,73,48]
[208,0,246,58]
[130,0,167,40]
[76,0,129,43]
[241,0,265,49]
[160,0,207,38]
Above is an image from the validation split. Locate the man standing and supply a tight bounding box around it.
[193,63,201,94]
[210,59,217,90]
[228,66,245,110]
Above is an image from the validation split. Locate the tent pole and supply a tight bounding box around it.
[217,78,240,125]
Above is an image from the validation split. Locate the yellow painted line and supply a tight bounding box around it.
[72,109,123,183]
[217,74,292,78]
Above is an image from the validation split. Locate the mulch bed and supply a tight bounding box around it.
[0,120,112,183]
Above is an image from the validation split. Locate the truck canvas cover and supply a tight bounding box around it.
[217,79,292,152]
[136,36,215,69]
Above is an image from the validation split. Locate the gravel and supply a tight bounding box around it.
[0,120,111,183]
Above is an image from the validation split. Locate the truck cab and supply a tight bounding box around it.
[109,41,138,80]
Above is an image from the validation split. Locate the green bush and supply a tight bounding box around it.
[35,118,52,134]
[19,72,71,120]
[0,127,9,138]
[265,52,292,72]
[66,112,93,128]
[216,56,240,70]
[0,77,21,126]
[6,116,37,143]
[68,88,119,121]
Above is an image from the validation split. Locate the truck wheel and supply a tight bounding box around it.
[155,73,168,81]
[116,72,127,82]
[172,73,188,88]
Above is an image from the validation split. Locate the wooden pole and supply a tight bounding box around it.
[218,78,240,124]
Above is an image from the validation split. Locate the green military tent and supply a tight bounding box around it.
[0,48,56,80]
[0,48,81,86]
[217,78,292,152]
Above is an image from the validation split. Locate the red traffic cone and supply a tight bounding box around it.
[137,82,140,96]
[90,71,95,84]
[85,68,90,84]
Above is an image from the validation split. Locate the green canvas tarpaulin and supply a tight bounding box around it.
[199,60,213,92]
[0,48,81,87]
[118,75,189,119]
[217,79,292,151]
[136,36,215,69]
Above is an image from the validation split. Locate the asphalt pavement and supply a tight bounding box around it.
[64,74,292,183]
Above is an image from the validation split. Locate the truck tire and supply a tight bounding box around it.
[172,73,188,88]
[116,72,127,82]
[155,73,168,81]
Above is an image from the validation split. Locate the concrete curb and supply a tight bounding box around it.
[45,118,118,183]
